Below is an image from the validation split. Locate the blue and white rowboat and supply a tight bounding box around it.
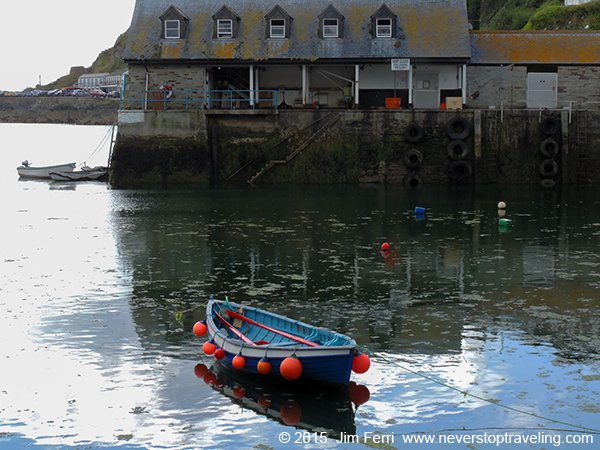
[202,299,369,385]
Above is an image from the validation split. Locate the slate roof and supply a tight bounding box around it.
[123,0,471,62]
[470,31,600,65]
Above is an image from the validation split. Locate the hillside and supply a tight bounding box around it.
[469,0,600,30]
[43,32,128,90]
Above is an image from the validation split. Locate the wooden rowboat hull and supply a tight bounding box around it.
[206,299,357,385]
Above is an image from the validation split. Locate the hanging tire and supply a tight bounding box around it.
[540,117,559,136]
[404,149,423,169]
[447,140,470,161]
[540,138,559,158]
[539,159,559,178]
[448,160,472,183]
[540,178,556,188]
[446,116,472,140]
[405,123,424,143]
[403,173,423,189]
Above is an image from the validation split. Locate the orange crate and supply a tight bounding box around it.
[385,97,401,109]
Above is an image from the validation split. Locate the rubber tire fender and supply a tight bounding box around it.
[403,173,424,189]
[404,149,424,169]
[540,138,559,158]
[446,116,472,140]
[447,140,470,161]
[540,117,559,136]
[405,123,424,143]
[539,159,559,178]
[448,160,472,183]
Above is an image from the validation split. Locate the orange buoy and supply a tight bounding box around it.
[194,363,208,379]
[214,348,225,360]
[203,371,217,385]
[381,242,391,251]
[352,353,371,374]
[193,321,208,337]
[257,357,272,375]
[348,382,371,406]
[257,394,272,409]
[280,356,302,380]
[232,386,246,399]
[280,401,302,425]
[202,341,217,355]
[232,354,246,370]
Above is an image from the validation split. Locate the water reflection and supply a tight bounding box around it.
[1,123,600,449]
[195,362,364,440]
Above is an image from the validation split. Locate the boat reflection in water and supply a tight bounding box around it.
[194,362,370,439]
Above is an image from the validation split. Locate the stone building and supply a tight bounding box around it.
[122,0,471,110]
[468,31,600,110]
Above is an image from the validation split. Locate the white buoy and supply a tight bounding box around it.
[497,201,507,209]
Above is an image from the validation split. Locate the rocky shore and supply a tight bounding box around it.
[0,97,118,125]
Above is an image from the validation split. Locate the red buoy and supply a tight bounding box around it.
[348,382,371,406]
[193,321,208,337]
[203,371,217,385]
[257,357,272,375]
[381,242,391,251]
[194,363,208,378]
[280,401,302,425]
[232,354,246,370]
[280,356,303,380]
[214,348,225,360]
[232,386,246,399]
[352,353,371,374]
[202,341,217,355]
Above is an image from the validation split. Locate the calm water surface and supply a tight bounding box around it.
[0,124,599,449]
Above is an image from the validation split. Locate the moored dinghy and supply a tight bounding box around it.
[194,298,371,385]
[17,160,76,179]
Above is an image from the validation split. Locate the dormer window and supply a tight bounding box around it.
[270,19,286,38]
[318,5,344,39]
[217,19,233,38]
[376,18,392,38]
[165,20,181,39]
[212,6,241,39]
[160,6,189,39]
[323,19,339,38]
[265,5,292,39]
[370,4,397,39]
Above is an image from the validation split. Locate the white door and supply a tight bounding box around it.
[527,73,557,108]
[413,72,439,109]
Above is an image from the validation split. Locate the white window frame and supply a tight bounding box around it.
[217,19,233,38]
[376,18,392,38]
[323,18,339,38]
[164,20,181,39]
[270,18,286,38]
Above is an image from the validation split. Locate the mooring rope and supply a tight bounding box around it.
[366,350,600,435]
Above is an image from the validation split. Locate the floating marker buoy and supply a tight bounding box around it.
[203,371,217,385]
[280,356,303,380]
[381,242,391,251]
[257,357,272,375]
[214,348,225,360]
[232,354,246,370]
[232,386,246,399]
[497,201,507,209]
[498,218,512,227]
[348,382,371,406]
[257,394,272,409]
[194,363,208,379]
[202,341,217,355]
[193,321,208,337]
[280,401,302,425]
[414,206,426,215]
[352,353,371,374]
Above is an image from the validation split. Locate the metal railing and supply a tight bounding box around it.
[135,89,280,111]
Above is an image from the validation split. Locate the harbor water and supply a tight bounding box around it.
[0,123,598,449]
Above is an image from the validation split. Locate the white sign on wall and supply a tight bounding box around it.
[391,58,411,71]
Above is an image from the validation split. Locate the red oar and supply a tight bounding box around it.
[226,310,319,347]
[214,311,255,345]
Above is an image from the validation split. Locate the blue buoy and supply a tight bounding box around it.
[414,206,426,215]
